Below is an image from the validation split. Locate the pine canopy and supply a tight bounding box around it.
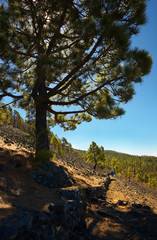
[0,0,152,153]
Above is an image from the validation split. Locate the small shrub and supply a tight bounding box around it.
[36,150,54,163]
[148,177,157,188]
[33,160,43,167]
[117,173,121,177]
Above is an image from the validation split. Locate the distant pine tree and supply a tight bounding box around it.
[85,141,106,171]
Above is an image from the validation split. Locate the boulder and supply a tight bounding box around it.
[31,162,75,188]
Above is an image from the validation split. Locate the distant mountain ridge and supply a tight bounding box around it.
[104,150,157,160]
[74,148,157,161]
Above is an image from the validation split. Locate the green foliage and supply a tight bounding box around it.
[36,150,54,163]
[50,133,73,156]
[0,103,11,125]
[61,137,72,152]
[148,177,157,188]
[0,101,35,135]
[73,149,86,157]
[105,150,157,188]
[111,158,120,172]
[136,171,143,182]
[50,134,63,155]
[13,110,24,130]
[84,141,106,170]
[98,146,106,169]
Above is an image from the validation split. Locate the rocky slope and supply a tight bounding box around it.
[0,125,157,239]
[84,176,157,240]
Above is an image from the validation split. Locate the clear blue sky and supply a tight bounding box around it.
[2,0,157,156]
[53,0,157,156]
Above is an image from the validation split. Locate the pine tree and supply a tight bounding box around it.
[85,141,105,171]
[0,102,11,125]
[0,0,152,157]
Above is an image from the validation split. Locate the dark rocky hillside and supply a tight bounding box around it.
[0,125,35,151]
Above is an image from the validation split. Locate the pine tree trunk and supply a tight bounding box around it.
[93,161,97,171]
[35,102,49,156]
[34,58,49,157]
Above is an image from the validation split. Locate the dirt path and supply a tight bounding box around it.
[85,176,157,240]
[106,178,130,204]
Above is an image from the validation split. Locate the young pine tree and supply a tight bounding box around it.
[85,141,105,171]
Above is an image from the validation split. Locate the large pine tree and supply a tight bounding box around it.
[0,0,152,156]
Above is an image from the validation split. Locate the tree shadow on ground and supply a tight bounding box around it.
[85,198,157,240]
[0,147,75,220]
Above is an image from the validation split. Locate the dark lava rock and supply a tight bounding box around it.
[0,225,17,240]
[132,203,143,208]
[143,205,152,211]
[9,159,22,168]
[32,162,75,188]
[0,162,4,171]
[48,203,68,214]
[0,187,87,240]
[0,213,33,240]
[117,200,128,206]
[58,189,80,201]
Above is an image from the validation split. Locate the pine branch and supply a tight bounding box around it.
[46,1,70,55]
[1,89,23,99]
[14,49,36,58]
[46,32,106,99]
[50,38,81,54]
[28,0,38,35]
[0,99,21,109]
[53,44,113,97]
[46,76,124,106]
[47,106,86,115]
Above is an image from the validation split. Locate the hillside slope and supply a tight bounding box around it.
[0,125,157,239]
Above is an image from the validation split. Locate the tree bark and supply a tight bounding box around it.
[34,57,50,157]
[36,102,49,155]
[93,161,97,171]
